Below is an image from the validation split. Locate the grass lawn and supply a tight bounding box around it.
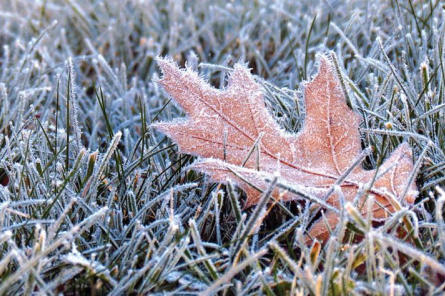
[1,0,445,294]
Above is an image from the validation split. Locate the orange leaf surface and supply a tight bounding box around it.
[153,54,418,243]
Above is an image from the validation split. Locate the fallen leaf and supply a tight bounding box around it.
[153,54,418,243]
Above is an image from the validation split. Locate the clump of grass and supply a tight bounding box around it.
[0,0,445,294]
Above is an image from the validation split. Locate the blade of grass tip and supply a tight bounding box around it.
[285,32,299,81]
[138,96,146,168]
[266,214,301,244]
[67,57,82,152]
[401,141,431,203]
[232,176,278,261]
[269,241,314,293]
[227,182,242,223]
[391,142,429,249]
[241,132,264,167]
[151,98,172,124]
[408,267,435,288]
[330,51,358,109]
[120,183,197,240]
[158,155,192,191]
[361,128,445,158]
[40,138,75,177]
[371,232,445,275]
[65,68,70,171]
[54,75,60,193]
[413,102,445,123]
[199,248,268,296]
[258,80,292,116]
[405,210,420,240]
[47,198,76,242]
[377,37,415,103]
[189,219,219,281]
[42,149,86,218]
[366,198,377,285]
[381,247,413,295]
[378,208,409,234]
[324,147,372,201]
[321,236,338,296]
[229,213,247,257]
[407,0,422,37]
[95,88,114,136]
[356,56,390,76]
[414,63,440,108]
[115,142,173,184]
[214,191,222,246]
[17,131,33,199]
[119,218,142,272]
[424,0,441,23]
[35,116,55,154]
[439,37,445,93]
[435,187,445,257]
[303,14,317,81]
[330,22,360,58]
[274,180,340,214]
[162,237,190,278]
[96,131,122,181]
[95,87,125,186]
[19,20,58,72]
[345,202,367,230]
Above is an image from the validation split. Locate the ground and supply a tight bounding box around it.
[0,0,444,295]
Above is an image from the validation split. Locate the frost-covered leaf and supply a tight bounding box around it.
[153,54,418,242]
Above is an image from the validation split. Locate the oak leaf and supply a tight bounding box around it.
[153,54,418,243]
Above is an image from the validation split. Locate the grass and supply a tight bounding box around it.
[0,0,445,294]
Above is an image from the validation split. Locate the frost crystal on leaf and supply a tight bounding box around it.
[153,54,418,243]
